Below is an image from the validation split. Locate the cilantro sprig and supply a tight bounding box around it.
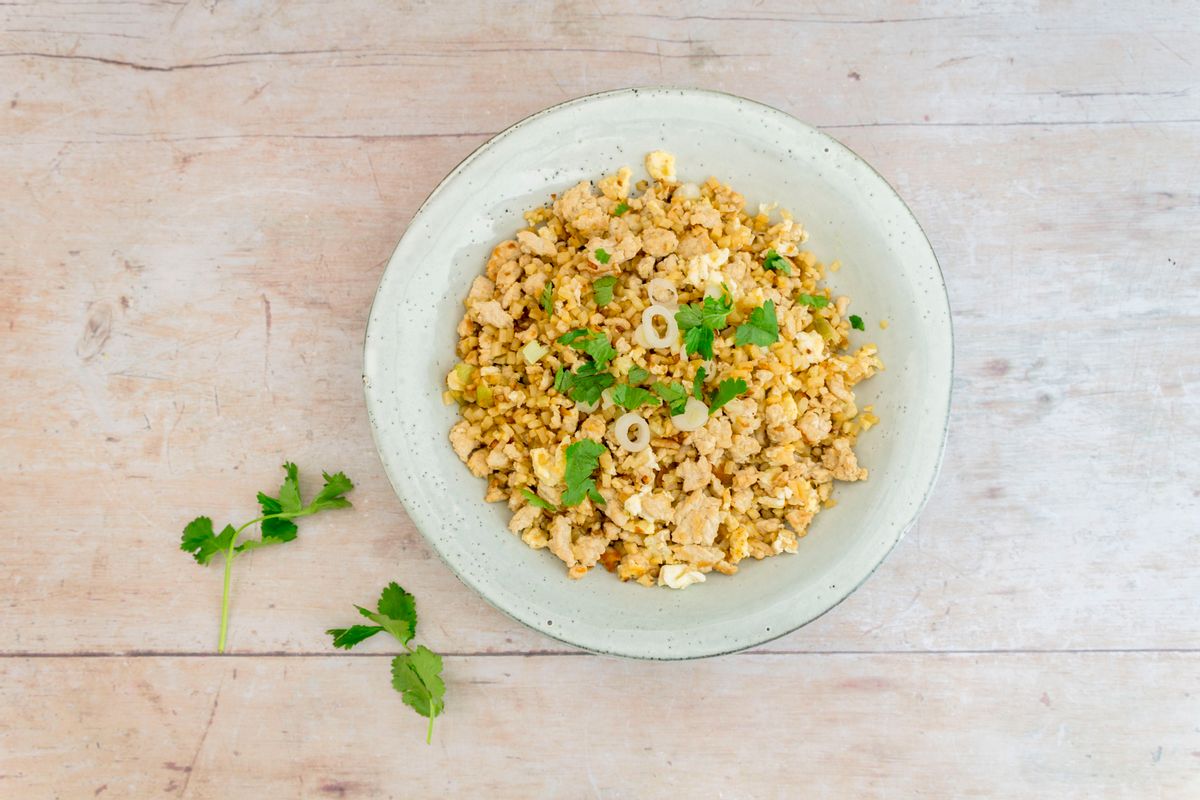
[735,300,779,348]
[562,439,606,506]
[327,582,445,744]
[797,292,829,309]
[675,290,734,360]
[181,463,354,653]
[692,366,707,400]
[558,329,617,368]
[763,249,791,275]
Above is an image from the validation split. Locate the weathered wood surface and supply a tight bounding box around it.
[1,0,1198,796]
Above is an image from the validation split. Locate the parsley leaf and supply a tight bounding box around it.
[849,314,865,330]
[610,384,661,411]
[692,366,707,400]
[392,646,446,743]
[541,280,554,317]
[700,291,734,329]
[592,275,617,307]
[763,249,791,275]
[652,381,690,416]
[595,247,611,265]
[557,329,617,368]
[708,378,748,415]
[181,463,354,652]
[329,582,445,744]
[674,303,703,330]
[735,300,779,348]
[613,201,630,216]
[521,488,557,511]
[628,365,649,384]
[797,293,829,308]
[561,439,606,506]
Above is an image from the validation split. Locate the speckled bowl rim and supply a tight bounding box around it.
[363,87,953,660]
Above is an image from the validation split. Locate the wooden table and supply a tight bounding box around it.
[2,2,1197,796]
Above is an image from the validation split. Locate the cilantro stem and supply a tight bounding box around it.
[427,713,434,745]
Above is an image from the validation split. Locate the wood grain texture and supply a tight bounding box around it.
[1,0,1198,796]
[2,654,1197,798]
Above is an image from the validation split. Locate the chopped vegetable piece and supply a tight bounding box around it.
[849,314,865,330]
[763,249,791,275]
[735,300,779,347]
[592,275,618,306]
[521,341,549,364]
[595,248,611,265]
[708,378,748,415]
[561,439,606,506]
[810,316,836,340]
[475,383,493,407]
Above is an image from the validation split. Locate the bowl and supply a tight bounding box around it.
[363,88,952,659]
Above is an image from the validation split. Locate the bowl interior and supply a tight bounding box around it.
[364,88,951,659]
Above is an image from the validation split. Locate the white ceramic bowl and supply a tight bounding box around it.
[364,88,952,659]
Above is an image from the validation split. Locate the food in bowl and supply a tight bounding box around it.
[445,151,881,588]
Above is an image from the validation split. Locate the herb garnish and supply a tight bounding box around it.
[592,275,617,307]
[675,290,734,360]
[610,384,661,411]
[521,488,557,511]
[797,293,829,309]
[595,247,611,265]
[327,582,445,744]
[541,280,555,316]
[181,463,354,652]
[692,366,707,400]
[562,439,606,506]
[708,378,748,414]
[652,381,690,415]
[763,249,791,275]
[628,365,650,384]
[558,329,617,368]
[613,201,630,216]
[735,300,779,347]
[849,314,865,330]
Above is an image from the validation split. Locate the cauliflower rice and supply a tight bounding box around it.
[446,152,882,588]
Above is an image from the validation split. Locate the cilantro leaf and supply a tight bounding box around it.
[610,384,661,411]
[674,303,703,331]
[735,300,779,348]
[312,471,355,510]
[594,247,611,264]
[849,314,865,330]
[561,439,606,506]
[557,329,617,368]
[628,365,649,384]
[797,293,829,308]
[652,381,689,416]
[180,517,236,566]
[276,462,302,513]
[521,488,557,511]
[763,249,791,275]
[592,275,617,307]
[613,201,630,216]
[693,366,707,400]
[682,325,715,360]
[699,292,734,329]
[392,646,446,743]
[541,280,554,317]
[554,362,615,405]
[327,624,384,650]
[708,378,748,415]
